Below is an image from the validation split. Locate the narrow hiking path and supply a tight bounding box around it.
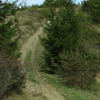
[19,27,65,100]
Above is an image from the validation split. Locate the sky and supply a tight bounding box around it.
[2,0,84,6]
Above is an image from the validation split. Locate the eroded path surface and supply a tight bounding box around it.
[19,27,65,100]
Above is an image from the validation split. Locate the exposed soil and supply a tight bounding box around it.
[17,27,65,100]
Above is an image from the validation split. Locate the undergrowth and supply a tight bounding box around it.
[41,73,100,100]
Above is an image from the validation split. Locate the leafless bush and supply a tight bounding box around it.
[0,54,26,99]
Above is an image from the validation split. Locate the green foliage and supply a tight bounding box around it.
[27,5,38,12]
[58,50,99,89]
[40,0,100,89]
[0,1,26,99]
[0,55,26,99]
[40,0,81,73]
[0,0,20,56]
[82,0,100,23]
[39,8,53,20]
[28,72,38,83]
[0,0,18,21]
[43,0,54,6]
[82,0,90,12]
[43,0,74,7]
[42,73,100,100]
[89,0,100,23]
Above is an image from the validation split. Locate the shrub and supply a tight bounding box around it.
[43,0,54,6]
[57,50,99,90]
[0,1,26,99]
[0,55,26,99]
[24,20,33,26]
[0,0,20,56]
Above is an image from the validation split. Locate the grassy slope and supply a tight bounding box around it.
[41,73,100,100]
[6,6,100,100]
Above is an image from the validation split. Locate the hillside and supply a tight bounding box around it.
[4,5,100,100]
[5,8,65,100]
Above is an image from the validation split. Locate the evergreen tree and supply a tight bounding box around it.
[43,0,61,6]
[82,0,100,23]
[0,0,19,55]
[82,0,90,12]
[40,0,81,73]
[44,0,54,6]
[40,0,99,89]
[89,0,100,23]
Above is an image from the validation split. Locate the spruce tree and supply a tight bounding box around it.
[82,0,100,23]
[40,0,99,90]
[40,0,81,73]
[89,0,100,23]
[0,0,19,55]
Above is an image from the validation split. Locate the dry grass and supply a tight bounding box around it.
[96,74,100,83]
[92,24,100,32]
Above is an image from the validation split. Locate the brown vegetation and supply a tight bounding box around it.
[0,54,26,99]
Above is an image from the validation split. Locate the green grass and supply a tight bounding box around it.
[24,51,38,83]
[15,44,22,57]
[28,72,38,83]
[25,51,32,61]
[41,73,100,100]
[42,96,48,100]
[24,20,33,26]
[24,51,32,73]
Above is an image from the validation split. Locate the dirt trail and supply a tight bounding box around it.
[19,27,65,100]
[19,27,43,64]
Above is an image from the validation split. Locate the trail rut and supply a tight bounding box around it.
[19,27,65,100]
